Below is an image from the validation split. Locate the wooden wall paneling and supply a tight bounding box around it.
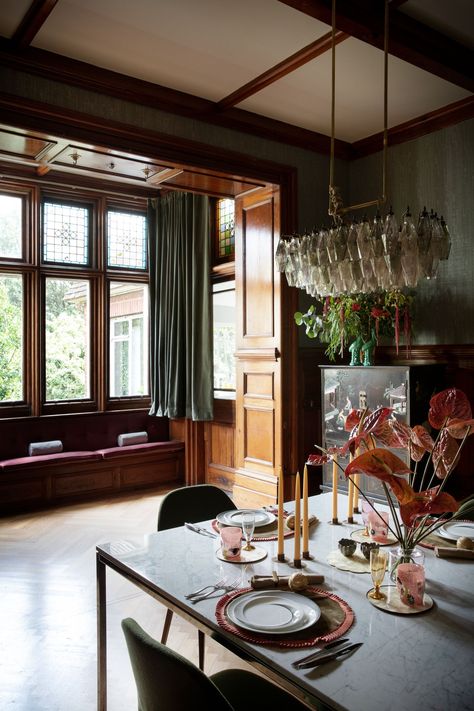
[234,187,283,508]
[204,419,236,495]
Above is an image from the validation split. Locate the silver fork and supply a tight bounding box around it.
[185,576,229,600]
[190,578,241,603]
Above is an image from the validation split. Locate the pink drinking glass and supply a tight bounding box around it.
[396,563,425,607]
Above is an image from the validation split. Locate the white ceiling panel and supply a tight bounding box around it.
[32,0,329,101]
[239,38,471,142]
[0,0,32,37]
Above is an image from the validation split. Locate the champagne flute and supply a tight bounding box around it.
[368,548,387,600]
[241,512,255,552]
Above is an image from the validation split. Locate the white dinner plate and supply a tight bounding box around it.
[436,521,474,542]
[216,508,276,528]
[226,590,320,634]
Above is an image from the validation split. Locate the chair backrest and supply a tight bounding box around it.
[157,484,236,531]
[121,618,234,711]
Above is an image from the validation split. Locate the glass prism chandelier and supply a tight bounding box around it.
[275,0,451,298]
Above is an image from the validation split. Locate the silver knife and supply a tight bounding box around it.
[184,522,217,539]
[295,642,363,669]
[292,638,349,667]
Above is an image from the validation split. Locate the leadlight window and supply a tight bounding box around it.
[0,184,150,417]
[107,210,147,269]
[216,199,235,259]
[43,201,89,265]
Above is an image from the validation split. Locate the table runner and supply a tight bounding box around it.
[215,586,354,648]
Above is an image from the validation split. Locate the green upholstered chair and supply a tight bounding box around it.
[156,484,237,671]
[122,617,310,711]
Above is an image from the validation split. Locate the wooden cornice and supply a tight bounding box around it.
[0,92,298,188]
[217,30,349,109]
[0,38,351,160]
[352,95,474,158]
[278,0,474,93]
[11,0,60,48]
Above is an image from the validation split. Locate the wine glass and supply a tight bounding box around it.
[368,548,388,600]
[241,512,255,552]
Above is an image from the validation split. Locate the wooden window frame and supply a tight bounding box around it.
[0,180,150,418]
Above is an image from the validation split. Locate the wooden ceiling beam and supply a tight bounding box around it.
[216,30,348,110]
[278,0,474,92]
[11,0,60,48]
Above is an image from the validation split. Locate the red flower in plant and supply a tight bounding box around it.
[352,303,361,311]
[428,388,472,429]
[370,307,390,319]
[400,487,458,528]
[344,449,414,504]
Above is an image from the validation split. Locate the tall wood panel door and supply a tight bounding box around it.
[234,186,283,508]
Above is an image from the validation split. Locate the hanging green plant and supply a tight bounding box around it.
[294,290,414,362]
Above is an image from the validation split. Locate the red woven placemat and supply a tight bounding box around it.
[215,586,354,648]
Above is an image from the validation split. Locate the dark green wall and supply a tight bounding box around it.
[349,119,474,344]
[2,68,472,344]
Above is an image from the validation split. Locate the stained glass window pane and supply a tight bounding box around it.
[43,202,89,265]
[0,194,22,259]
[217,199,235,258]
[107,211,147,269]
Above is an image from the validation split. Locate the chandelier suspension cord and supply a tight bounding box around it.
[382,0,389,204]
[329,0,336,192]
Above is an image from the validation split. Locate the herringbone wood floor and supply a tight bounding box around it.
[0,489,254,710]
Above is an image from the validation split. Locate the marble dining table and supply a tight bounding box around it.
[96,492,474,711]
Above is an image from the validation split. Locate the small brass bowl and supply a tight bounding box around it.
[338,538,357,557]
[360,541,379,560]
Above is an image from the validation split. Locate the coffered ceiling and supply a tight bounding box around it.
[0,0,472,195]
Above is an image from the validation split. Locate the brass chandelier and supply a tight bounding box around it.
[275,0,451,297]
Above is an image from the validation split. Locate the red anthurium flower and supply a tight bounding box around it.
[344,409,364,432]
[428,388,472,430]
[400,488,459,528]
[410,425,435,462]
[343,407,393,455]
[306,453,330,466]
[344,449,414,504]
[432,430,460,479]
[445,418,474,439]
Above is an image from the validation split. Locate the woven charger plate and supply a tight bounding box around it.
[215,586,354,648]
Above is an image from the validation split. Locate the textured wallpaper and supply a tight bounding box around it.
[349,120,474,344]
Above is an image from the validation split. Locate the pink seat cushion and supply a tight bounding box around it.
[97,440,184,460]
[0,451,101,471]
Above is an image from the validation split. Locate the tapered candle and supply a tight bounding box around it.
[302,465,309,553]
[347,477,354,522]
[353,473,360,511]
[293,472,301,562]
[332,455,338,523]
[277,466,284,558]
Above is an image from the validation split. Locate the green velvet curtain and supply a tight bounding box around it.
[148,192,213,420]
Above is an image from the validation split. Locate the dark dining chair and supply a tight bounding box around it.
[122,617,310,711]
[156,484,237,671]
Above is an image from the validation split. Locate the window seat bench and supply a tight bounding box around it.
[0,411,184,515]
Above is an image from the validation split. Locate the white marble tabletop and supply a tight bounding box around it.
[97,493,474,711]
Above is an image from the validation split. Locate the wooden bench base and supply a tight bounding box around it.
[0,444,184,516]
